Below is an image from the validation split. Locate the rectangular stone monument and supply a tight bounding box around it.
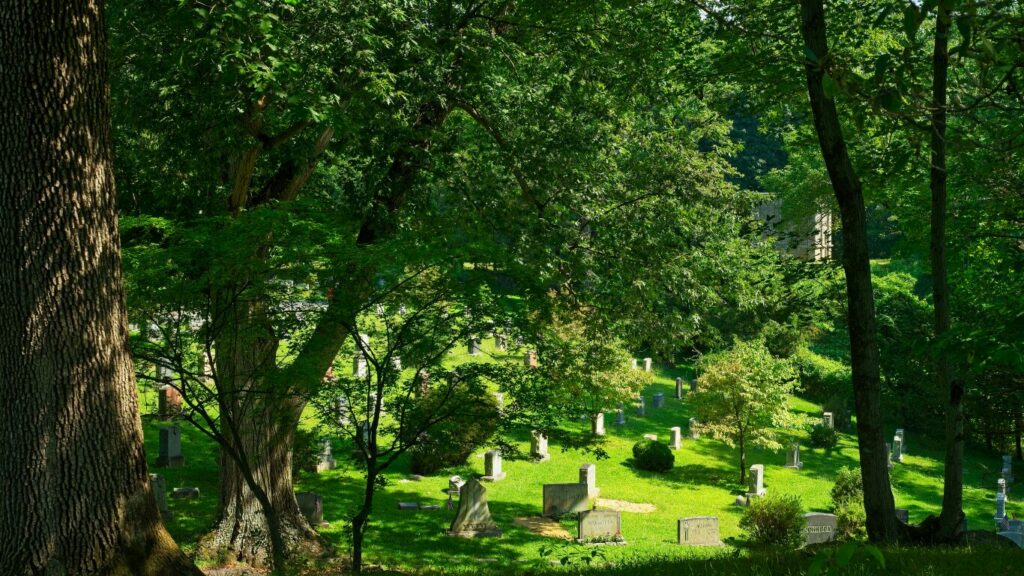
[468,337,481,356]
[803,513,838,545]
[675,377,684,399]
[449,475,466,496]
[316,438,336,473]
[149,474,172,520]
[171,487,200,499]
[822,412,834,429]
[643,357,653,372]
[156,426,183,468]
[998,478,1008,500]
[296,492,324,525]
[615,406,626,426]
[895,508,910,524]
[353,352,367,378]
[690,378,697,394]
[158,385,181,420]
[577,509,623,543]
[631,358,638,370]
[670,427,682,450]
[580,463,599,497]
[785,443,803,470]
[636,396,645,417]
[448,478,502,537]
[995,493,1007,521]
[543,483,590,517]
[892,436,904,463]
[531,430,550,461]
[591,413,605,436]
[643,433,657,441]
[747,464,766,498]
[689,417,700,439]
[482,450,506,481]
[895,428,905,453]
[677,516,721,546]
[652,393,665,408]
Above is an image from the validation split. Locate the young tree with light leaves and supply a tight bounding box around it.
[692,338,798,483]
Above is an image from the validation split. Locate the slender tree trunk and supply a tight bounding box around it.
[739,428,747,484]
[351,467,379,575]
[799,0,897,543]
[0,2,201,573]
[931,6,965,541]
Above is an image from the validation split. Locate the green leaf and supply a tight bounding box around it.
[864,544,886,568]
[903,5,921,41]
[836,541,858,566]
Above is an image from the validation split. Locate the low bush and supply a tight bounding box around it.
[831,467,866,539]
[410,387,499,475]
[793,347,850,400]
[740,494,805,549]
[291,427,321,480]
[808,423,839,450]
[632,439,674,472]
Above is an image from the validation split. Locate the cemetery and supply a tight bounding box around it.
[3,2,1024,575]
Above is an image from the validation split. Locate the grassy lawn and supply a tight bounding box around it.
[141,339,1021,571]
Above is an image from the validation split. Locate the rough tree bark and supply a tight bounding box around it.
[798,0,898,543]
[931,4,966,541]
[0,2,201,574]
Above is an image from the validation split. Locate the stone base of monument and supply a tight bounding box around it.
[532,454,551,463]
[446,526,503,538]
[481,472,507,482]
[784,463,803,470]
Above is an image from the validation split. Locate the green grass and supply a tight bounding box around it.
[142,340,1022,571]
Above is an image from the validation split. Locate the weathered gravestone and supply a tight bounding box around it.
[677,516,721,546]
[690,378,697,394]
[468,336,481,356]
[675,377,684,399]
[892,436,904,463]
[543,483,590,517]
[449,475,466,496]
[482,450,506,481]
[689,417,700,439]
[895,508,910,524]
[579,463,599,498]
[352,352,367,378]
[493,392,505,411]
[156,426,183,468]
[643,358,653,372]
[592,413,605,437]
[495,333,507,351]
[995,493,1007,521]
[670,427,682,450]
[158,385,181,420]
[577,509,623,543]
[171,487,200,499]
[316,438,336,473]
[998,478,1008,500]
[531,430,550,461]
[643,434,658,442]
[785,443,803,470]
[448,478,502,537]
[822,412,834,429]
[895,428,905,453]
[652,393,665,409]
[296,492,324,526]
[803,513,838,545]
[636,396,645,417]
[615,405,626,426]
[631,358,638,370]
[149,474,172,520]
[747,464,766,498]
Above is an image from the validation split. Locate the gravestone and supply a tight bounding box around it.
[352,352,367,378]
[398,502,419,511]
[803,513,838,545]
[677,516,721,546]
[747,464,766,498]
[689,417,700,439]
[997,531,1024,549]
[493,392,505,411]
[643,357,653,372]
[316,438,336,473]
[495,333,507,351]
[524,351,538,368]
[670,427,682,450]
[543,483,590,517]
[448,479,502,537]
[995,493,1007,521]
[482,450,506,481]
[615,406,626,426]
[577,509,622,543]
[171,487,200,499]
[785,443,803,470]
[822,412,834,429]
[643,433,657,441]
[690,378,697,394]
[998,478,1008,500]
[449,475,466,496]
[591,413,605,436]
[895,428,905,453]
[892,436,904,463]
[580,463,599,497]
[158,385,181,420]
[895,508,909,524]
[675,378,684,399]
[1002,454,1014,483]
[652,393,665,408]
[531,430,550,461]
[156,426,183,468]
[886,443,893,471]
[631,358,638,370]
[636,396,645,417]
[297,492,324,526]
[468,336,481,356]
[149,474,172,520]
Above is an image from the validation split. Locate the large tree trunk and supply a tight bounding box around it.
[798,0,898,543]
[0,2,201,574]
[931,5,965,541]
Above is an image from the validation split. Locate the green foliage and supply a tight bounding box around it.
[631,439,675,473]
[291,427,321,480]
[760,320,804,359]
[808,541,886,576]
[831,467,866,540]
[409,383,501,476]
[809,424,840,450]
[740,495,805,549]
[794,347,850,401]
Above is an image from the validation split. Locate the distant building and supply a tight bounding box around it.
[757,198,833,262]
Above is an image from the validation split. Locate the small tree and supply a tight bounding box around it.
[692,338,797,483]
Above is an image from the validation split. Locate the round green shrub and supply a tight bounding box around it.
[831,466,866,539]
[793,347,851,401]
[808,423,839,449]
[410,387,499,475]
[740,494,805,549]
[631,439,674,472]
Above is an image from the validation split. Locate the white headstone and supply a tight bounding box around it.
[643,357,653,372]
[675,377,684,399]
[579,463,598,497]
[353,352,368,378]
[689,417,700,439]
[785,442,803,470]
[631,358,638,370]
[892,436,904,463]
[591,413,605,436]
[482,450,506,481]
[670,427,682,450]
[803,513,838,545]
[747,464,766,497]
[822,412,834,429]
[531,430,550,461]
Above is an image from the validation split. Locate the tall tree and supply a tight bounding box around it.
[0,2,201,574]
[798,0,898,543]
